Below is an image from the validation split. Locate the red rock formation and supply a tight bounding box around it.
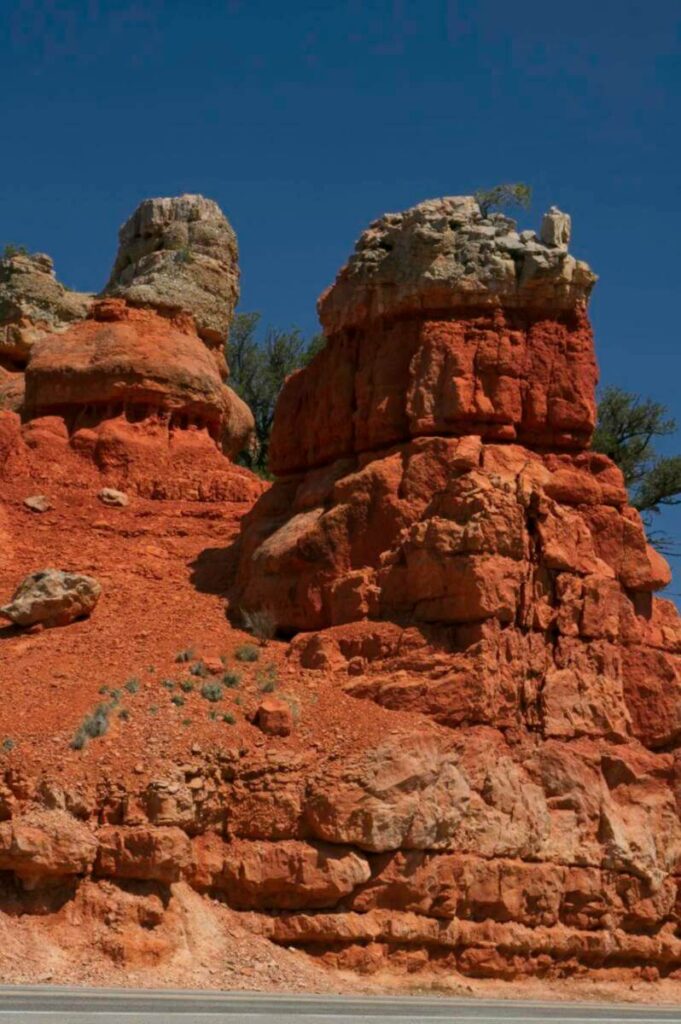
[229,197,681,981]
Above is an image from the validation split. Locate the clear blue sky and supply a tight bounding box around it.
[2,1,680,552]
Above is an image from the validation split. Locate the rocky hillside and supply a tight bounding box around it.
[0,195,680,1002]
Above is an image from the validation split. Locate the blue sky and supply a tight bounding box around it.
[2,0,680,554]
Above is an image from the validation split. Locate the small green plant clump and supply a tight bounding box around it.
[222,712,236,725]
[180,679,195,693]
[257,663,278,693]
[162,678,176,691]
[171,694,186,707]
[2,242,29,259]
[222,670,241,689]
[189,660,209,678]
[201,682,223,703]
[1,738,14,753]
[118,708,130,721]
[235,644,259,663]
[71,703,111,750]
[175,648,195,663]
[125,677,140,694]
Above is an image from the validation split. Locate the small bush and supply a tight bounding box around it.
[235,644,259,663]
[162,678,176,691]
[201,682,223,703]
[175,648,195,663]
[222,670,241,689]
[257,663,278,693]
[180,679,195,693]
[189,661,209,678]
[125,677,140,694]
[208,709,218,721]
[182,718,192,726]
[171,694,186,707]
[109,688,122,704]
[2,243,29,259]
[242,607,277,645]
[98,685,109,695]
[71,703,110,750]
[222,712,236,725]
[1,738,14,752]
[118,708,130,721]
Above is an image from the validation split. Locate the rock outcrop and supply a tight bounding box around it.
[0,195,260,500]
[104,194,239,366]
[228,196,681,981]
[0,251,92,410]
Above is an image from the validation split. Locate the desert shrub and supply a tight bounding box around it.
[201,682,223,703]
[175,648,195,663]
[99,685,109,695]
[1,738,14,752]
[71,703,110,749]
[475,182,532,217]
[222,712,236,725]
[182,718,192,726]
[235,644,259,663]
[189,661,209,677]
[242,607,277,645]
[180,679,195,693]
[222,670,241,688]
[257,663,278,693]
[118,708,130,721]
[171,694,186,707]
[125,677,140,694]
[2,243,29,259]
[162,678,176,691]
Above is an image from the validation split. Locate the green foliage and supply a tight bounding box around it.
[171,694,186,707]
[1,738,14,753]
[118,708,130,721]
[593,387,681,522]
[222,712,236,725]
[475,182,532,218]
[162,678,176,691]
[180,679,195,693]
[71,703,111,750]
[227,312,324,472]
[175,648,195,663]
[222,670,241,689]
[235,644,259,663]
[201,682,223,703]
[257,663,278,693]
[125,677,140,694]
[189,660,209,677]
[1,243,29,259]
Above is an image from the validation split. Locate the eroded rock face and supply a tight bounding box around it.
[0,252,92,370]
[104,194,239,353]
[23,299,251,454]
[229,196,681,980]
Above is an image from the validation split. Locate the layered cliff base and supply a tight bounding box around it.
[1,461,681,1002]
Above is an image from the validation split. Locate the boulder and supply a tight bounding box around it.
[256,697,293,737]
[98,487,129,507]
[1,569,101,627]
[23,495,51,513]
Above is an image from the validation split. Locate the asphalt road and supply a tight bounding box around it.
[0,988,680,1023]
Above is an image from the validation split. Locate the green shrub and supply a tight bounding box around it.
[118,708,130,721]
[235,644,259,663]
[125,677,140,694]
[201,682,223,703]
[180,679,195,693]
[242,607,277,644]
[71,703,110,749]
[98,685,109,695]
[171,694,186,707]
[222,670,241,688]
[222,712,236,725]
[182,717,192,726]
[162,678,176,691]
[257,663,278,693]
[189,661,209,677]
[175,648,195,663]
[1,738,14,752]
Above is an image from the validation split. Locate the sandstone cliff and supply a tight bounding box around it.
[1,196,680,999]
